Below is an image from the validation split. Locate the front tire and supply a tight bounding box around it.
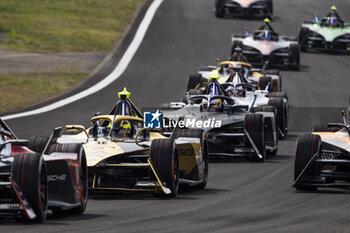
[150,139,179,197]
[12,153,48,222]
[244,113,266,162]
[294,134,320,191]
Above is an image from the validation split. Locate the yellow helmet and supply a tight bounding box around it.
[120,120,131,130]
[331,5,337,11]
[264,18,270,24]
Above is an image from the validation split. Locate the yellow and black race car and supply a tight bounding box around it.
[53,89,208,197]
[187,52,282,93]
[293,111,350,191]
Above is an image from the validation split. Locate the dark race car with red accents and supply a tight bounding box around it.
[215,0,273,18]
[0,119,88,223]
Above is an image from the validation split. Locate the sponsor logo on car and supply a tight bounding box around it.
[48,174,67,182]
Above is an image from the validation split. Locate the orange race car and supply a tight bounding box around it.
[293,111,350,191]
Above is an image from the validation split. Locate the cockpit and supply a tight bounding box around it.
[253,29,279,41]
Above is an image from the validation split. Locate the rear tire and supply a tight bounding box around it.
[298,27,309,52]
[265,0,273,16]
[150,139,179,197]
[289,43,300,70]
[269,92,288,101]
[244,113,266,162]
[12,153,48,222]
[215,0,225,18]
[187,74,202,91]
[268,98,287,138]
[231,40,243,57]
[28,136,49,153]
[258,76,272,91]
[294,134,320,191]
[49,144,88,215]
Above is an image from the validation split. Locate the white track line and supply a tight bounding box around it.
[3,0,163,120]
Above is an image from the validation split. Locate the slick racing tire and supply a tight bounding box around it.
[244,113,266,162]
[346,105,350,125]
[181,95,189,104]
[49,144,88,215]
[187,74,203,91]
[269,92,288,101]
[28,136,49,153]
[231,40,243,57]
[264,0,273,16]
[253,106,278,156]
[215,0,225,18]
[263,69,280,76]
[313,124,337,133]
[183,89,203,104]
[289,43,300,70]
[258,76,272,91]
[263,69,282,91]
[294,134,320,191]
[268,98,287,138]
[12,153,48,223]
[298,27,309,51]
[188,89,203,95]
[150,139,179,198]
[172,128,208,189]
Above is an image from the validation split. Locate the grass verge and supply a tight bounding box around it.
[0,0,143,53]
[0,71,86,112]
[0,0,143,113]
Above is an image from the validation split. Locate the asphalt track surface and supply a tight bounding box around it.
[2,0,350,232]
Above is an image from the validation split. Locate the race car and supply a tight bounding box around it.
[298,6,350,52]
[293,111,350,191]
[47,88,208,197]
[215,0,273,18]
[231,18,300,70]
[223,72,288,138]
[162,77,279,161]
[0,119,87,222]
[187,55,282,93]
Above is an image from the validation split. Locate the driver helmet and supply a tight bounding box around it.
[325,16,338,27]
[203,99,223,112]
[260,30,271,40]
[113,120,132,138]
[236,86,246,97]
[222,64,234,75]
[264,18,271,25]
